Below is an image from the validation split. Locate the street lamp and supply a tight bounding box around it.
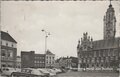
[42,29,50,54]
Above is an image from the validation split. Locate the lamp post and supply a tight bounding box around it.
[42,29,50,54]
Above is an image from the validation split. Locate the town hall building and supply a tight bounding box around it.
[77,3,120,70]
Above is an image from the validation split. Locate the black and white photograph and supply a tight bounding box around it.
[0,0,120,77]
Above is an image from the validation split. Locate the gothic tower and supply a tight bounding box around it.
[104,2,116,40]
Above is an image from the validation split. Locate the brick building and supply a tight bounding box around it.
[77,3,120,71]
[1,31,17,68]
[21,51,45,68]
[34,54,45,68]
[21,51,34,68]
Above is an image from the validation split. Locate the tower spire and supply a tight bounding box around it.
[110,0,111,5]
[109,0,112,7]
[103,0,116,40]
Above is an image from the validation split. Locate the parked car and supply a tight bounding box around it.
[10,68,48,77]
[1,67,17,76]
[60,68,67,73]
[21,68,45,76]
[11,72,43,77]
[41,69,56,77]
[37,68,50,77]
[52,68,62,73]
[47,69,56,74]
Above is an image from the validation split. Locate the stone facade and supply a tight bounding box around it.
[77,4,120,71]
[104,4,116,40]
[45,50,55,68]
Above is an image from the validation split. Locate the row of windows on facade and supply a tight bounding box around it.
[80,63,113,68]
[79,50,119,58]
[46,56,54,60]
[1,50,13,60]
[46,61,54,64]
[1,57,14,61]
[2,63,20,68]
[34,64,45,67]
[1,52,13,57]
[79,56,118,63]
[2,64,13,67]
[1,41,16,48]
[34,60,45,63]
[34,57,45,59]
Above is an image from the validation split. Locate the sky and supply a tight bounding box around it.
[1,1,120,58]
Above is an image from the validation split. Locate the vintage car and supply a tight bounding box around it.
[1,67,17,76]
[11,68,49,77]
[38,68,56,77]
